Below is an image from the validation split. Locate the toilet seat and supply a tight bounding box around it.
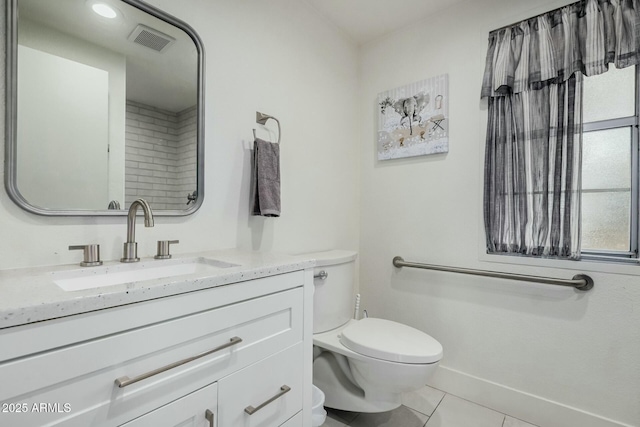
[339,318,442,364]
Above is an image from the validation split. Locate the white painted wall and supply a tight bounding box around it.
[17,46,109,210]
[18,18,126,207]
[0,0,359,268]
[358,0,640,426]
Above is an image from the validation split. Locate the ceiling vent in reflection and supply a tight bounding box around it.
[128,24,175,53]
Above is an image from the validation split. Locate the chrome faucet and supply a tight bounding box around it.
[121,199,155,263]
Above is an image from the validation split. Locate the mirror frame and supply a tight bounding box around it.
[4,0,205,216]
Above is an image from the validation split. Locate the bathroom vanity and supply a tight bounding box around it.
[0,250,314,427]
[1,0,316,423]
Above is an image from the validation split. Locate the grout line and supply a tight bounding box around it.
[437,391,539,427]
[348,412,361,426]
[405,405,432,422]
[424,392,447,426]
[405,386,447,417]
[407,403,434,418]
[442,390,512,418]
[422,408,432,427]
[330,388,539,427]
[432,391,446,414]
[427,384,448,395]
[409,409,433,418]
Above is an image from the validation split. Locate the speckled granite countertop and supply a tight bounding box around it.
[0,249,315,329]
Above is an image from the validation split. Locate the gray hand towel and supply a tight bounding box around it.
[251,138,281,217]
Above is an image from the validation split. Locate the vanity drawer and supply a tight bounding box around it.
[218,342,304,427]
[280,412,303,427]
[119,382,217,427]
[0,287,302,427]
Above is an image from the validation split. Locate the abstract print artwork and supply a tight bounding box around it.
[377,74,449,160]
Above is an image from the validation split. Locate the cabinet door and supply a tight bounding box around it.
[218,343,303,427]
[119,382,217,427]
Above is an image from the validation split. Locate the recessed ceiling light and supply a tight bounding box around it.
[91,3,117,19]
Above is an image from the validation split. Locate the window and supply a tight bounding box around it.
[582,66,639,261]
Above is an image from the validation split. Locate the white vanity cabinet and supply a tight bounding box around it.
[119,382,218,427]
[0,269,312,427]
[218,342,304,426]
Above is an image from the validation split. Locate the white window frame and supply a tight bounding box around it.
[580,67,640,263]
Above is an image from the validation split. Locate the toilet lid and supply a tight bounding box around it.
[340,318,443,364]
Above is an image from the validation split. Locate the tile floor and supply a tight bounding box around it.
[321,386,538,427]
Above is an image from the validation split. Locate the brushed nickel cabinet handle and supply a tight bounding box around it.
[205,409,215,427]
[244,385,291,415]
[115,337,242,388]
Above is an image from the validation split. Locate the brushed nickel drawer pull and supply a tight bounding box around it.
[244,385,291,415]
[205,409,215,427]
[115,336,243,388]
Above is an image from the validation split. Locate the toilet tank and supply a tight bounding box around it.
[307,250,358,334]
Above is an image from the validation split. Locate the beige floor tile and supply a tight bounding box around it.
[349,405,429,427]
[503,415,538,427]
[326,408,360,424]
[321,415,348,427]
[425,395,504,427]
[402,385,446,416]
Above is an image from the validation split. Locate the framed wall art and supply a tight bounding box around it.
[377,74,449,160]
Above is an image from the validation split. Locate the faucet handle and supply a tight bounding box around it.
[155,240,179,259]
[69,244,103,267]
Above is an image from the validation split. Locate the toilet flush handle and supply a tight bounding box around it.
[314,270,328,280]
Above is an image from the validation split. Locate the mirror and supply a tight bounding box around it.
[5,0,204,215]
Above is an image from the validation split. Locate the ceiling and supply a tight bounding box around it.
[18,0,198,112]
[16,0,467,112]
[306,0,468,45]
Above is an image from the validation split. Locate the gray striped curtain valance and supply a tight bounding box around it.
[481,0,640,98]
[476,0,640,260]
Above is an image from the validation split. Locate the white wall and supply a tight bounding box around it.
[0,0,359,269]
[17,46,110,210]
[358,1,640,426]
[18,19,126,206]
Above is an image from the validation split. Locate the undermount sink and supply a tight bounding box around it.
[52,257,238,292]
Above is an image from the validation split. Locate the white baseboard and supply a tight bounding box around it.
[428,366,635,427]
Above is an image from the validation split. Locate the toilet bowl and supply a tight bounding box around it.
[309,250,443,413]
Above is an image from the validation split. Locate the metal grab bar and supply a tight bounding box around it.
[392,256,594,291]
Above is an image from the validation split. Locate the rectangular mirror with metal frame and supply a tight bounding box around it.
[5,0,204,216]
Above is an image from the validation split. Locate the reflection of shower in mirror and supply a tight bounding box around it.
[7,0,204,216]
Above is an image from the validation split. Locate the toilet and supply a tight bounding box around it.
[310,250,443,413]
